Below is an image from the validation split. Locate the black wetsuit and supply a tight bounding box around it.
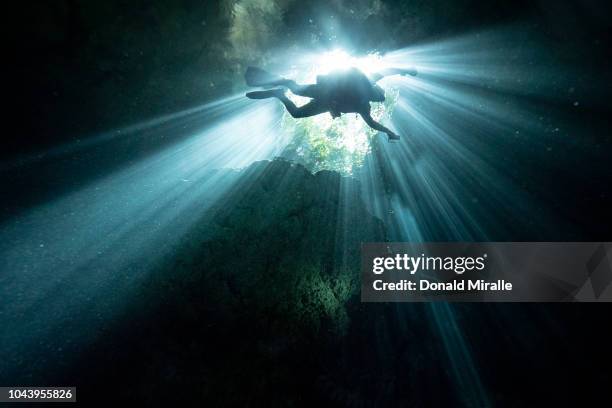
[245,65,416,140]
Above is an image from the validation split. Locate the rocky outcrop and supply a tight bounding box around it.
[72,159,387,405]
[160,159,386,338]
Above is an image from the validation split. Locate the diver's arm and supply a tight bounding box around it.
[360,111,400,140]
[370,67,417,83]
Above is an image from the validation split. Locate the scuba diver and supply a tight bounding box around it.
[245,65,417,141]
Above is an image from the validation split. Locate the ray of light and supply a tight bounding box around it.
[353,24,602,406]
[0,95,287,379]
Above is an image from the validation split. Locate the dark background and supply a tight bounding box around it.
[2,1,612,406]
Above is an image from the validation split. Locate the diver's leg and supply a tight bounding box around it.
[245,66,319,97]
[246,84,317,99]
[280,80,319,98]
[279,97,327,118]
[246,89,327,118]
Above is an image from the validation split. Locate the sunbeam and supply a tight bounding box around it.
[0,93,287,379]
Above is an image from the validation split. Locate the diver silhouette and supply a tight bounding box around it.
[245,65,417,141]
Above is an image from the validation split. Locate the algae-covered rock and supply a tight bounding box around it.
[165,159,385,339]
[72,158,388,406]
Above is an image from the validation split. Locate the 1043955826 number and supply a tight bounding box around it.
[1,387,76,402]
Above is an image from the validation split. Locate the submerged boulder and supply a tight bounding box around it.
[69,158,389,405]
[68,159,459,407]
[163,158,386,339]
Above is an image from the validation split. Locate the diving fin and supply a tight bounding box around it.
[246,89,286,99]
